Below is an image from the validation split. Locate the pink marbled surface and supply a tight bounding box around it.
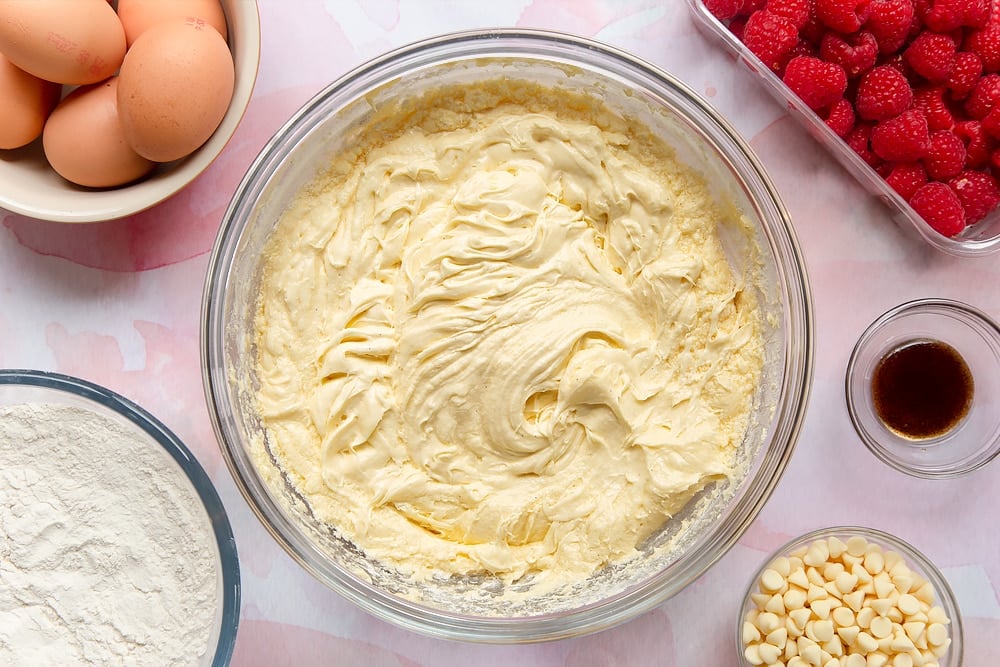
[2,2,999,665]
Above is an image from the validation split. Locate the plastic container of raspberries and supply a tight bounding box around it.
[687,0,1000,257]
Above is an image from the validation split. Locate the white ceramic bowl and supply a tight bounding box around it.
[0,0,260,223]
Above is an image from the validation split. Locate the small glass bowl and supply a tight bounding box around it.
[846,298,1000,479]
[0,369,240,666]
[737,526,963,667]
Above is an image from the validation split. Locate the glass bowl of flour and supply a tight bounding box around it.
[202,29,813,642]
[0,370,239,665]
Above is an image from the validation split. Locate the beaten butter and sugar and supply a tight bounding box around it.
[254,80,763,586]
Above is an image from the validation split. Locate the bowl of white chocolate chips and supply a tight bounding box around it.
[739,526,962,667]
[202,29,814,641]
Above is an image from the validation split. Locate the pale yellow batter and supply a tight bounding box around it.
[254,81,762,585]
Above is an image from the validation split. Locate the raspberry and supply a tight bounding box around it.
[866,0,917,54]
[820,31,879,78]
[783,56,849,109]
[730,16,749,39]
[767,0,814,28]
[871,108,932,161]
[816,0,871,33]
[800,8,828,42]
[743,10,801,72]
[824,97,858,136]
[925,0,992,31]
[913,85,957,130]
[856,65,914,120]
[954,119,995,166]
[946,51,984,98]
[909,181,967,235]
[923,130,968,178]
[965,23,1000,72]
[846,122,884,167]
[964,72,1000,117]
[739,0,769,14]
[949,168,1000,222]
[904,32,959,82]
[886,161,930,199]
[705,0,746,20]
[787,38,819,63]
[982,103,1000,136]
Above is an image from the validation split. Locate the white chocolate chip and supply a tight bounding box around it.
[836,572,859,595]
[767,627,789,649]
[832,606,855,628]
[767,593,787,614]
[845,655,866,667]
[844,590,866,612]
[857,631,878,653]
[827,537,847,560]
[770,556,792,577]
[758,641,782,664]
[897,594,920,617]
[800,641,822,665]
[870,616,892,639]
[902,621,925,643]
[758,612,782,633]
[811,598,836,620]
[745,621,763,644]
[837,624,859,646]
[892,653,912,667]
[846,536,868,557]
[762,569,786,592]
[912,582,935,606]
[926,607,948,626]
[864,550,885,575]
[893,574,914,595]
[785,588,808,610]
[808,584,829,603]
[745,643,765,665]
[790,608,813,632]
[867,653,889,667]
[789,568,811,590]
[869,598,894,617]
[925,622,947,647]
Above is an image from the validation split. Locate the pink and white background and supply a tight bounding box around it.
[2,1,999,665]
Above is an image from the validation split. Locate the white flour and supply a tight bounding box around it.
[0,403,219,666]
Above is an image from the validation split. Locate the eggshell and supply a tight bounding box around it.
[0,0,125,85]
[0,52,61,149]
[117,0,227,47]
[42,77,156,188]
[117,20,235,163]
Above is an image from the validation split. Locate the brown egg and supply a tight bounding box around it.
[117,20,235,163]
[0,52,61,149]
[117,0,228,47]
[0,0,125,85]
[42,77,156,188]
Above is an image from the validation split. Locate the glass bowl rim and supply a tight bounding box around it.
[201,27,815,643]
[0,368,241,666]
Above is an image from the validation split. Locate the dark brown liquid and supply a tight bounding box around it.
[871,339,974,439]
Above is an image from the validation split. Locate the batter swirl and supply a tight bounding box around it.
[254,82,762,583]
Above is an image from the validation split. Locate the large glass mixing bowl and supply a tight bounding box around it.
[201,29,813,642]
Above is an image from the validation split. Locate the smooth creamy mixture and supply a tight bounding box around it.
[254,81,762,585]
